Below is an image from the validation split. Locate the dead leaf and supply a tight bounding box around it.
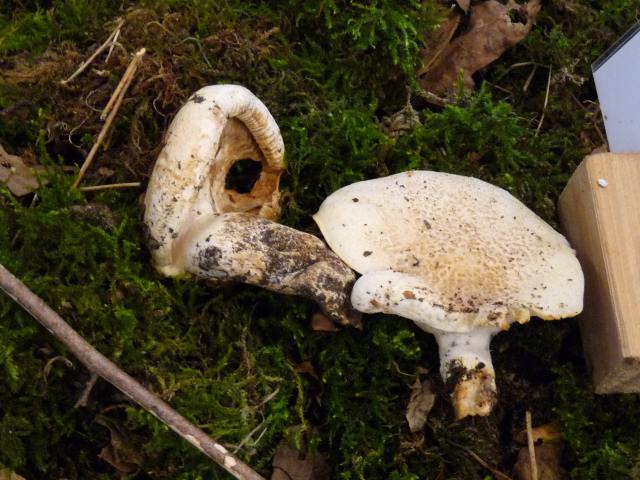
[405,377,436,433]
[514,443,567,480]
[418,0,542,96]
[0,144,46,196]
[515,423,562,445]
[456,0,471,13]
[271,444,331,480]
[417,14,461,78]
[294,361,321,382]
[0,469,26,480]
[311,313,339,332]
[95,415,145,474]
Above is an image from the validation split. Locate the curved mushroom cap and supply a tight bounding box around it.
[144,85,284,276]
[313,171,584,333]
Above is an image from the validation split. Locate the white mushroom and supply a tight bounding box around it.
[313,170,584,418]
[144,85,359,326]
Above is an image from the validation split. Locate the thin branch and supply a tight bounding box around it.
[79,182,142,192]
[72,48,146,189]
[0,263,265,480]
[463,448,514,480]
[61,19,125,85]
[526,411,539,480]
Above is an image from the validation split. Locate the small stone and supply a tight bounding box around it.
[597,178,608,188]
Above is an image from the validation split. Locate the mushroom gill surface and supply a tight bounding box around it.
[143,85,359,326]
[314,170,584,418]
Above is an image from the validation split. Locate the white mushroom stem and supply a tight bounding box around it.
[434,328,498,419]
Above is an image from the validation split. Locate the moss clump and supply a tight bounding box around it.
[2,0,640,479]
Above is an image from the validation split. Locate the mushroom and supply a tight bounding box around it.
[313,170,584,418]
[143,85,359,325]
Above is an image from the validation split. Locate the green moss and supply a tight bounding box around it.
[554,364,640,479]
[0,0,122,55]
[3,0,640,478]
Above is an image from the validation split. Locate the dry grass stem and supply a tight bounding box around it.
[61,19,125,85]
[72,48,146,189]
[104,26,122,64]
[79,182,142,192]
[535,66,552,136]
[465,448,514,480]
[74,373,99,408]
[526,411,539,480]
[101,48,146,120]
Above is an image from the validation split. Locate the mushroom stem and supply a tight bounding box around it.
[434,328,498,419]
[180,213,360,326]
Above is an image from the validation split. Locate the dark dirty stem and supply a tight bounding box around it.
[0,264,265,480]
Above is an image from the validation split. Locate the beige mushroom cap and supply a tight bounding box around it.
[313,170,583,333]
[142,85,359,326]
[144,84,284,277]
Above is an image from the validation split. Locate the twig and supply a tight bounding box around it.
[449,439,512,480]
[0,263,265,480]
[463,447,514,480]
[535,65,552,136]
[72,48,146,189]
[526,411,539,480]
[79,182,142,192]
[75,372,99,408]
[61,19,125,85]
[101,48,146,120]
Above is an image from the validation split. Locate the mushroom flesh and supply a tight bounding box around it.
[313,170,584,418]
[144,85,358,325]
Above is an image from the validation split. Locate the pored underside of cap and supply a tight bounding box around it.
[314,171,584,332]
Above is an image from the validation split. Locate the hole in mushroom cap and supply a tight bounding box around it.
[225,158,262,193]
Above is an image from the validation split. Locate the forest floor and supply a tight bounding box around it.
[1,1,640,479]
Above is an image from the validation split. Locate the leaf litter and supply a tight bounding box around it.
[418,0,542,96]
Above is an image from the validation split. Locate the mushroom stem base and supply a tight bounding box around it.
[434,329,498,419]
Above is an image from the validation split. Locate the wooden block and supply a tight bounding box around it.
[559,153,640,393]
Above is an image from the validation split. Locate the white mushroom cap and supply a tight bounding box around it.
[144,85,284,277]
[314,171,583,331]
[314,170,584,417]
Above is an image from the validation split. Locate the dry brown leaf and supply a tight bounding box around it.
[514,443,567,480]
[405,377,436,433]
[418,0,542,96]
[311,313,339,332]
[96,415,145,475]
[0,469,26,480]
[515,423,562,445]
[294,361,321,382]
[417,14,461,78]
[0,144,46,196]
[456,0,471,13]
[271,444,331,480]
